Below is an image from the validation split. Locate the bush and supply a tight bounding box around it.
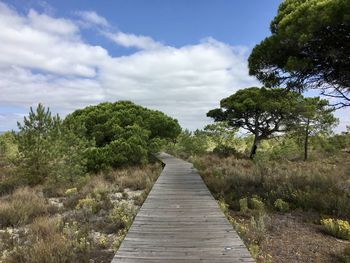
[108,202,135,231]
[250,197,265,212]
[213,145,238,157]
[195,154,350,218]
[274,198,290,213]
[0,187,48,227]
[239,198,248,214]
[250,213,268,245]
[321,218,350,240]
[64,101,181,171]
[0,132,18,163]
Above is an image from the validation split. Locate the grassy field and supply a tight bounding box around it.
[193,153,350,263]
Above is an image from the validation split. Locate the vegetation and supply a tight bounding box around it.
[0,102,167,263]
[321,218,350,240]
[207,87,338,159]
[248,0,350,107]
[292,97,338,160]
[64,101,181,172]
[194,153,350,218]
[1,1,349,262]
[16,104,89,186]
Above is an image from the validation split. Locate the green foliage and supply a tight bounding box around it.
[239,198,248,214]
[108,202,135,230]
[263,136,302,161]
[64,101,181,171]
[16,104,89,185]
[0,132,18,163]
[291,97,338,160]
[164,129,209,159]
[274,198,290,213]
[207,87,303,158]
[250,197,265,212]
[249,0,350,106]
[250,213,268,244]
[321,218,350,240]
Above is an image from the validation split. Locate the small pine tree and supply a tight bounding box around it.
[16,104,88,185]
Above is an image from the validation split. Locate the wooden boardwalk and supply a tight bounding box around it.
[111,153,255,263]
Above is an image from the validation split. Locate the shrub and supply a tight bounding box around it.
[64,101,181,171]
[0,187,48,227]
[213,145,238,157]
[0,132,18,163]
[274,198,290,213]
[2,217,91,263]
[320,218,350,240]
[239,198,248,214]
[250,197,265,212]
[108,202,135,231]
[250,213,268,244]
[76,196,99,214]
[65,187,78,196]
[195,154,350,218]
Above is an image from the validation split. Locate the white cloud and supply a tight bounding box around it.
[104,31,163,50]
[0,3,108,77]
[0,2,348,133]
[28,9,79,37]
[76,11,109,27]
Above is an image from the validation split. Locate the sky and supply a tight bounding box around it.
[0,0,348,132]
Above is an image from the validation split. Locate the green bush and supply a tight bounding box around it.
[250,197,264,212]
[108,202,135,231]
[213,145,238,157]
[239,198,248,214]
[321,218,350,240]
[274,198,290,212]
[64,101,181,171]
[0,132,18,163]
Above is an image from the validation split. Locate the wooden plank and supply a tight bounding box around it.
[111,152,255,263]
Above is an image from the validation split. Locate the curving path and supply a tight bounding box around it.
[111,152,255,263]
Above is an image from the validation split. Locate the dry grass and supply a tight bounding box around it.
[0,187,48,227]
[103,163,161,191]
[194,153,350,218]
[3,216,82,263]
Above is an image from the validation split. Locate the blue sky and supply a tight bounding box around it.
[0,0,348,132]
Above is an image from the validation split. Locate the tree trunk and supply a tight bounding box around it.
[249,135,259,159]
[304,118,310,161]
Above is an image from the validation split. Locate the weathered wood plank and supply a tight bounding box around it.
[111,152,255,263]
